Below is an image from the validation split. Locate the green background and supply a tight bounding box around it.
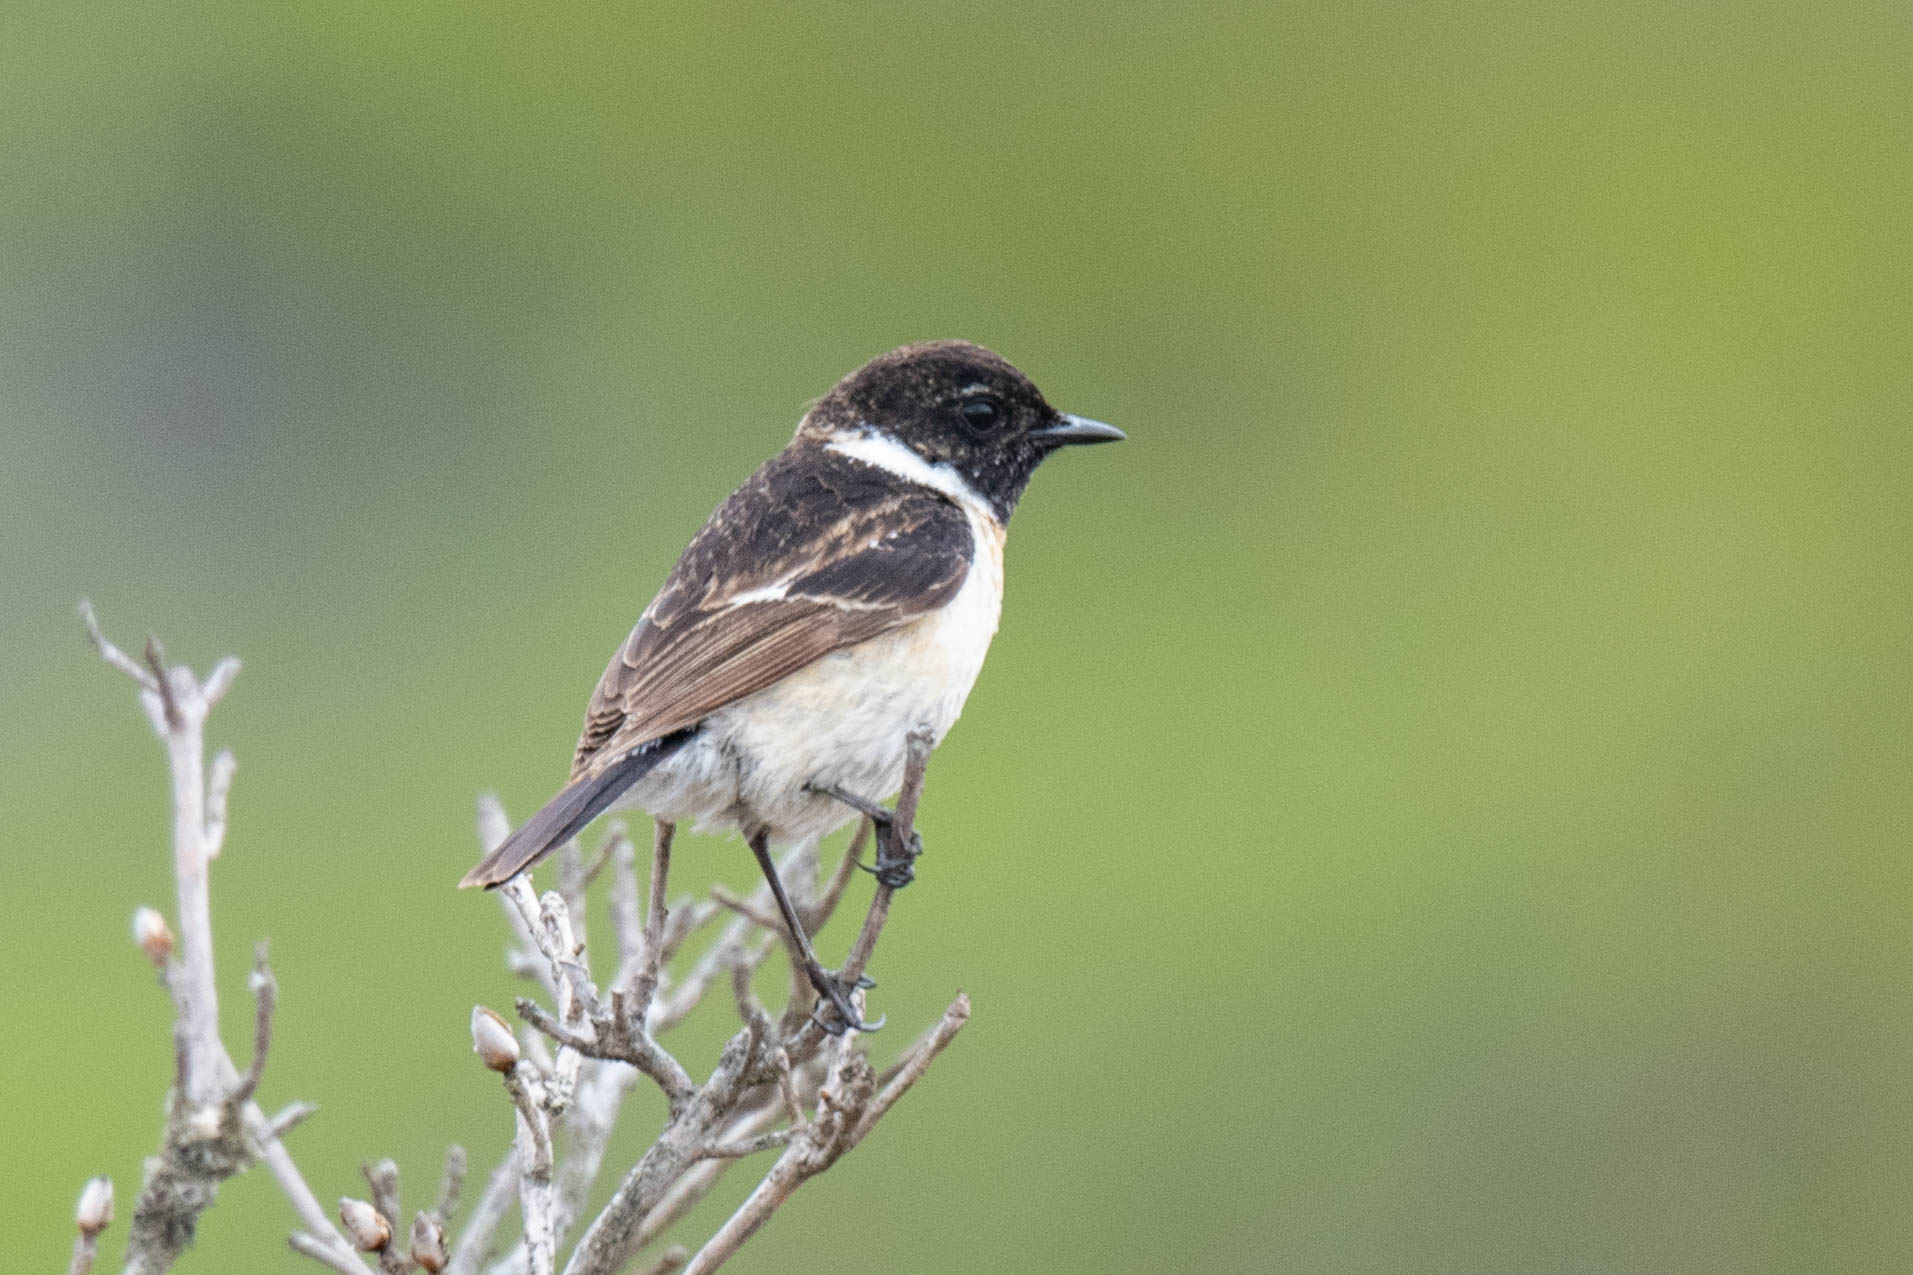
[5,2,1910,1271]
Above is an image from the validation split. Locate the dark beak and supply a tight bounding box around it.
[1030,414,1126,448]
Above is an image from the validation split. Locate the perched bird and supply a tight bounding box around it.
[462,340,1123,1029]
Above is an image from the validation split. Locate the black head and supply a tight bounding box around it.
[799,340,1123,521]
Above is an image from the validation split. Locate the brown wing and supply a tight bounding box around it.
[570,440,975,780]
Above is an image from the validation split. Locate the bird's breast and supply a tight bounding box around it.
[627,509,1005,844]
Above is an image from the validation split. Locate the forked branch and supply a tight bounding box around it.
[74,606,969,1275]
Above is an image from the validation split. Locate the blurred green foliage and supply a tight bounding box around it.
[4,2,1911,1271]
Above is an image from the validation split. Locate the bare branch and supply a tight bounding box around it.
[87,609,363,1275]
[561,1026,762,1275]
[249,1105,368,1271]
[504,1062,556,1275]
[772,1048,805,1129]
[810,818,870,932]
[607,832,645,977]
[143,635,183,731]
[625,1124,759,1251]
[203,749,236,859]
[577,829,621,892]
[709,885,787,936]
[658,896,720,966]
[444,1151,518,1275]
[479,796,559,1003]
[68,1177,112,1275]
[700,1129,793,1160]
[201,656,242,707]
[512,998,592,1052]
[435,1146,468,1222]
[86,610,971,1275]
[837,731,933,994]
[855,993,971,1141]
[268,1101,320,1141]
[677,1035,878,1275]
[292,1230,374,1275]
[557,839,590,951]
[79,599,156,690]
[635,1248,688,1275]
[233,944,277,1105]
[614,819,674,1018]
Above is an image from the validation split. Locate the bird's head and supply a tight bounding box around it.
[801,340,1123,521]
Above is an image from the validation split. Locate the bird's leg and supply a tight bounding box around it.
[747,829,881,1034]
[804,783,923,890]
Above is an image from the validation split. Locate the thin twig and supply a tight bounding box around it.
[291,1230,373,1275]
[79,599,156,689]
[635,1248,689,1275]
[677,1018,880,1275]
[68,1177,112,1275]
[838,731,933,990]
[479,795,560,1003]
[854,993,971,1141]
[436,1145,468,1222]
[607,832,645,978]
[625,820,674,1017]
[268,1101,319,1141]
[361,1161,403,1256]
[233,944,276,1104]
[504,1062,556,1275]
[444,1150,519,1275]
[700,1129,793,1160]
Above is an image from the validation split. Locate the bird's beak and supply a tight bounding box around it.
[1030,414,1126,448]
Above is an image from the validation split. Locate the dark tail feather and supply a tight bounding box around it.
[459,732,692,889]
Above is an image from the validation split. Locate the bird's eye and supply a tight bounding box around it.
[960,398,1004,431]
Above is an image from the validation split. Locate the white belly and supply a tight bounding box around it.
[623,515,1005,844]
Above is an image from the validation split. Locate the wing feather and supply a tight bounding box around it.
[569,443,974,780]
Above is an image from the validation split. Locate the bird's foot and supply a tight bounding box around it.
[805,966,884,1036]
[807,782,924,890]
[860,826,922,890]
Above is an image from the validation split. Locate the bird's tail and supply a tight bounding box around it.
[459,731,692,889]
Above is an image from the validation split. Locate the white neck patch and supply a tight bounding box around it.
[825,429,997,524]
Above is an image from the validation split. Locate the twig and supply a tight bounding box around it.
[635,1248,689,1275]
[606,831,645,978]
[478,796,559,1003]
[560,1025,761,1275]
[838,731,933,992]
[85,607,365,1275]
[677,1014,881,1275]
[435,1145,468,1222]
[361,1160,404,1274]
[444,1151,519,1275]
[700,1130,793,1160]
[621,820,674,1015]
[291,1230,373,1275]
[68,1177,112,1275]
[854,993,971,1141]
[504,1063,556,1275]
[268,1101,319,1141]
[233,944,276,1105]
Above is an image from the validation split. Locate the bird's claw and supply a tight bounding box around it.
[806,968,883,1035]
[872,827,922,890]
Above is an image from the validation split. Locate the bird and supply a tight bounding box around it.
[461,339,1123,1030]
